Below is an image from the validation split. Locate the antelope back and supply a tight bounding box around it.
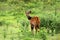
[30,16,40,26]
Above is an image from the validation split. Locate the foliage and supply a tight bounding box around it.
[0,0,60,40]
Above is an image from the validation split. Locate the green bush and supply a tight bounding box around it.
[0,0,7,2]
[55,22,60,33]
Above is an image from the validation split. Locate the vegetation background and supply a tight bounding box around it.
[0,0,60,40]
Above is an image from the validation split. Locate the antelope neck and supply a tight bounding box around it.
[27,16,32,20]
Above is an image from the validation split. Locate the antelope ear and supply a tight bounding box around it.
[29,10,31,13]
[25,10,31,14]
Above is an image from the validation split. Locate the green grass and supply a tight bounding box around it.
[0,25,60,40]
[0,0,60,40]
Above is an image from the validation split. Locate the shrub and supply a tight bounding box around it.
[0,0,7,2]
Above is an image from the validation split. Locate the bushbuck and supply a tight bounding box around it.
[25,10,40,34]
